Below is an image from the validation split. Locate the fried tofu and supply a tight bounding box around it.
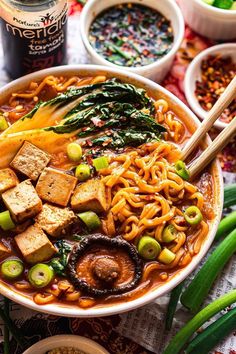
[0,241,10,259]
[2,180,42,223]
[10,141,51,181]
[36,167,77,207]
[35,203,76,237]
[0,168,19,194]
[71,179,107,213]
[14,224,56,264]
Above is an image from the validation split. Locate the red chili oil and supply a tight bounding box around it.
[89,3,174,67]
[195,55,236,124]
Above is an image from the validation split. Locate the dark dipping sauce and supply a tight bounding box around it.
[89,3,174,67]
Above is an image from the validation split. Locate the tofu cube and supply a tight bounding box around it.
[10,141,51,181]
[2,180,42,223]
[71,179,107,213]
[0,168,18,193]
[0,242,10,259]
[35,203,76,237]
[14,224,56,264]
[36,167,77,207]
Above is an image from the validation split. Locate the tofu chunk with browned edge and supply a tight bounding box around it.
[36,167,77,207]
[15,224,56,264]
[10,141,51,181]
[0,242,10,259]
[35,203,76,237]
[0,168,18,194]
[71,179,107,213]
[2,180,42,223]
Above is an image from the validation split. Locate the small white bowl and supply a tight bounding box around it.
[179,0,236,40]
[80,0,184,82]
[184,43,236,130]
[23,335,109,354]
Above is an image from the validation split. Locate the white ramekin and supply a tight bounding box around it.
[0,65,223,318]
[184,43,236,130]
[23,335,109,354]
[179,0,236,40]
[80,0,184,82]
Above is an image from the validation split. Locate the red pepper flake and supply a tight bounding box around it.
[195,55,236,124]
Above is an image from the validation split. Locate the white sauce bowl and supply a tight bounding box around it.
[79,0,184,82]
[184,43,236,130]
[179,0,236,40]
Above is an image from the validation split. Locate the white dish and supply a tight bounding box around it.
[184,43,236,130]
[179,0,236,40]
[0,65,223,318]
[23,335,109,354]
[80,0,184,82]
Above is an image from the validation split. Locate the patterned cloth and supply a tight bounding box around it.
[0,2,235,354]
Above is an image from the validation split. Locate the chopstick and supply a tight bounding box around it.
[188,117,236,180]
[181,75,236,161]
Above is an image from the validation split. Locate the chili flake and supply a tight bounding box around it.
[89,3,174,67]
[195,55,236,124]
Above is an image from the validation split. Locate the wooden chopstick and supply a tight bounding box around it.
[189,117,236,180]
[181,75,236,161]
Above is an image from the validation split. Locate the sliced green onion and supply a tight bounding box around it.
[0,116,9,131]
[78,211,101,231]
[138,236,161,260]
[163,289,236,354]
[184,206,202,225]
[1,259,24,279]
[28,263,54,288]
[215,210,236,241]
[75,164,91,181]
[184,307,236,354]
[162,225,178,243]
[175,160,190,180]
[158,248,176,264]
[0,211,15,231]
[181,228,236,313]
[93,156,109,171]
[67,142,82,162]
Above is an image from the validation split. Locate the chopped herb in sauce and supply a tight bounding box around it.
[89,3,174,67]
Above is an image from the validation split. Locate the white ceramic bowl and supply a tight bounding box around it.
[23,335,109,354]
[184,43,236,130]
[179,0,236,40]
[0,65,223,318]
[80,0,184,82]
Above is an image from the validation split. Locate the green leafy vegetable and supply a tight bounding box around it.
[50,240,72,277]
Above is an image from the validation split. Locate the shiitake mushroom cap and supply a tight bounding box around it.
[67,234,142,297]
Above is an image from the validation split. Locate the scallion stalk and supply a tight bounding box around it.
[165,282,184,330]
[181,229,236,313]
[3,298,10,354]
[163,289,236,354]
[184,306,236,354]
[0,305,27,349]
[215,211,236,241]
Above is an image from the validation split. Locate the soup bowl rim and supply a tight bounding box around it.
[0,65,223,318]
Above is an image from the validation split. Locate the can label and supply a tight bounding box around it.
[0,1,68,78]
